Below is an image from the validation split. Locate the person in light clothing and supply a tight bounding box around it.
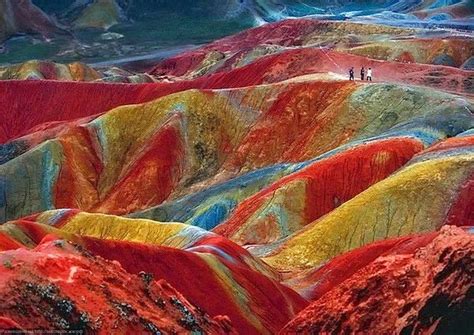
[366,68,372,81]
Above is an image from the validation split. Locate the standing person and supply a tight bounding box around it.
[367,67,372,81]
[349,67,354,81]
[360,67,365,81]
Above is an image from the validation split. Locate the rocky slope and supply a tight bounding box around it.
[0,0,67,42]
[280,226,474,334]
[0,211,307,334]
[0,237,235,333]
[2,82,472,223]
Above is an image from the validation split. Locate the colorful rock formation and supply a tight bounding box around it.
[0,60,101,81]
[280,226,474,335]
[0,238,235,333]
[72,0,122,30]
[1,4,473,334]
[0,0,66,42]
[340,38,474,68]
[262,132,474,270]
[2,82,472,223]
[0,212,307,334]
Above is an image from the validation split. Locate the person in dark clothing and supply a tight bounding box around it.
[349,67,354,81]
[360,67,365,81]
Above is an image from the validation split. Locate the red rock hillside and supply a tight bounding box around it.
[0,236,235,334]
[280,226,474,334]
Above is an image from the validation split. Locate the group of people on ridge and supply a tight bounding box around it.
[349,67,372,81]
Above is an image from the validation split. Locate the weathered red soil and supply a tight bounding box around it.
[3,45,472,144]
[280,226,474,334]
[0,81,173,143]
[286,231,439,300]
[0,218,307,334]
[0,237,235,334]
[82,238,308,334]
